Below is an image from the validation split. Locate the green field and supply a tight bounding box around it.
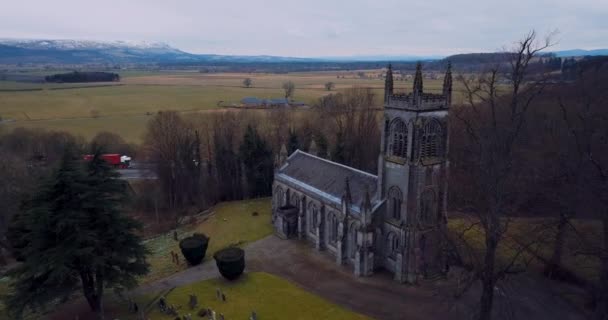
[132,272,369,320]
[0,70,452,143]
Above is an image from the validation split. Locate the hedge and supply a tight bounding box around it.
[179,233,210,266]
[213,247,245,280]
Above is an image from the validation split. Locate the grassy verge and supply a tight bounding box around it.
[143,198,272,282]
[134,272,369,320]
[448,217,601,284]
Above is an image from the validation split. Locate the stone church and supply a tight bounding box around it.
[272,63,451,283]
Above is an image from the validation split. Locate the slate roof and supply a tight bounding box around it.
[276,150,379,212]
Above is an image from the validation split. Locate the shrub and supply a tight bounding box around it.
[179,234,210,266]
[197,308,208,317]
[213,247,245,280]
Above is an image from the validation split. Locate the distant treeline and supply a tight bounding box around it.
[45,71,120,83]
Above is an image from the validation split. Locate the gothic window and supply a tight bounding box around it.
[387,232,400,259]
[387,118,408,159]
[388,187,403,221]
[294,195,300,212]
[275,186,284,208]
[285,189,291,206]
[420,119,443,160]
[383,118,390,153]
[308,203,318,233]
[420,190,437,226]
[348,222,359,259]
[328,212,338,245]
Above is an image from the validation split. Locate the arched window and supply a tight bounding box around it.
[285,189,291,206]
[387,232,400,259]
[420,190,437,226]
[388,187,403,220]
[274,186,284,208]
[308,203,318,233]
[420,119,443,160]
[387,118,408,158]
[348,222,359,259]
[328,212,338,245]
[293,194,300,212]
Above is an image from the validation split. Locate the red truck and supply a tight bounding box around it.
[83,154,131,169]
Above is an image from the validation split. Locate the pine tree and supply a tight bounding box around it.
[7,148,149,319]
[239,126,274,197]
[331,131,346,164]
[314,132,329,158]
[287,129,300,155]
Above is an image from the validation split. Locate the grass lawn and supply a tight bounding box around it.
[448,217,602,285]
[137,272,369,320]
[143,198,273,282]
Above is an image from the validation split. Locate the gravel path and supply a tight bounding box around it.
[133,235,586,320]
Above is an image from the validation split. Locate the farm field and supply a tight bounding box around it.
[0,70,454,143]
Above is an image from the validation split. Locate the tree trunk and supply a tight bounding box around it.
[545,211,569,279]
[479,229,498,320]
[80,270,105,320]
[593,213,608,320]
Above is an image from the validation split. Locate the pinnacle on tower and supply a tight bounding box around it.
[362,185,372,212]
[442,61,453,106]
[343,177,352,204]
[384,63,394,103]
[308,138,318,157]
[277,144,288,167]
[413,62,423,96]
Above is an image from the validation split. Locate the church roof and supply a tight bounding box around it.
[275,150,379,212]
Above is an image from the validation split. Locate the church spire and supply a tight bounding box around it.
[413,62,423,96]
[308,138,318,157]
[362,186,372,212]
[343,177,352,204]
[442,61,452,106]
[384,63,394,103]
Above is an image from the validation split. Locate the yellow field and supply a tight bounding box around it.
[0,70,454,143]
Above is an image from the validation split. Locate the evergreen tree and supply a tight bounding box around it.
[239,126,274,197]
[314,132,329,158]
[331,131,346,164]
[7,148,149,319]
[287,129,300,155]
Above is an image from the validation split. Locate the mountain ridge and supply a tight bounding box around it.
[0,38,606,65]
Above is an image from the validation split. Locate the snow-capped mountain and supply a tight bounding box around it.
[0,38,198,64]
[0,38,316,64]
[0,39,179,51]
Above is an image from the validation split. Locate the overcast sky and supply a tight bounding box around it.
[1,0,606,57]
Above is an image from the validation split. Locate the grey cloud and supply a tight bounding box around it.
[0,0,606,56]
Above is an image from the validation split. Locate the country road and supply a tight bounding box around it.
[117,161,157,180]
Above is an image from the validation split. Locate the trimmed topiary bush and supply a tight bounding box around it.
[213,247,245,280]
[179,233,209,266]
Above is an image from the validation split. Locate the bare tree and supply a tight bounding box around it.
[556,60,608,319]
[318,87,380,172]
[243,78,253,88]
[143,111,201,212]
[452,31,554,320]
[324,81,335,91]
[282,81,295,100]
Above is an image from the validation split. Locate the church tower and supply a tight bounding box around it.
[377,62,451,283]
